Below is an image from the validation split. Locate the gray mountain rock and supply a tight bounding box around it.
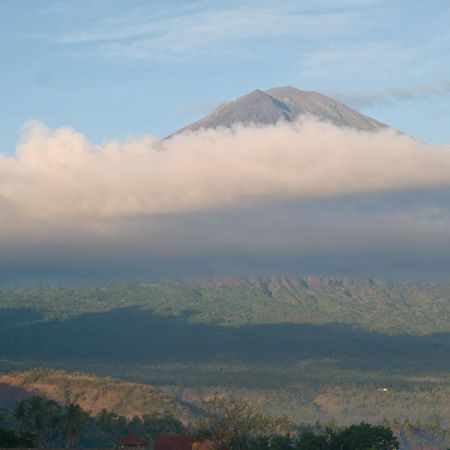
[175,86,387,134]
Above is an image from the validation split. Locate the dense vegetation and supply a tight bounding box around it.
[2,394,449,449]
[0,277,449,425]
[1,277,449,334]
[0,395,185,448]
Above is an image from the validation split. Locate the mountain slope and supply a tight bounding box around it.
[0,369,195,420]
[176,86,387,134]
[0,279,449,424]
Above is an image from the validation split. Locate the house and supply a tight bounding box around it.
[154,435,195,450]
[117,434,147,450]
[192,439,227,450]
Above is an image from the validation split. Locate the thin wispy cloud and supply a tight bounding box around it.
[335,79,450,108]
[299,40,434,80]
[296,14,450,90]
[56,4,358,60]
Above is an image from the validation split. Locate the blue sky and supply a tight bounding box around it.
[2,0,450,279]
[1,0,449,153]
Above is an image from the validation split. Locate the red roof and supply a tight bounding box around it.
[118,434,146,447]
[196,439,228,450]
[154,435,195,450]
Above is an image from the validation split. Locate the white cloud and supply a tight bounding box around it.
[1,119,450,222]
[2,118,450,277]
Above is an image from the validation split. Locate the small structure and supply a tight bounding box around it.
[154,435,195,450]
[118,434,147,450]
[193,439,227,450]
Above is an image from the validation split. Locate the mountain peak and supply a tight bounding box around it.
[175,86,388,135]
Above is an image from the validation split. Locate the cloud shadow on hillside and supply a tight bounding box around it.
[1,306,449,378]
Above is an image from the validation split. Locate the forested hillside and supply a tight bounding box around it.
[1,277,449,333]
[0,369,194,420]
[1,277,449,424]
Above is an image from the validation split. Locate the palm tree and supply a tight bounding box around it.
[63,403,88,448]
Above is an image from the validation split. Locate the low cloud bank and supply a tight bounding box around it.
[1,119,450,278]
[1,119,450,221]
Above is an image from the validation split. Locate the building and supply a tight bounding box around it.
[154,435,195,450]
[117,434,147,450]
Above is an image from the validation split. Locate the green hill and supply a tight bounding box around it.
[1,277,449,334]
[1,277,449,424]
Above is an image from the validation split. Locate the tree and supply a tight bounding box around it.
[0,408,15,430]
[95,409,128,446]
[142,411,185,441]
[63,402,89,448]
[247,435,270,450]
[0,428,34,448]
[15,395,64,447]
[296,431,331,450]
[270,434,293,450]
[195,395,272,450]
[334,423,399,450]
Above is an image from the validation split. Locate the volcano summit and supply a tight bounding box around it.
[177,86,387,134]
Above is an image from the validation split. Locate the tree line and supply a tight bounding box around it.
[2,394,450,449]
[0,395,184,448]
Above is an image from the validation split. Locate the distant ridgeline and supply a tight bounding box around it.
[0,277,450,425]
